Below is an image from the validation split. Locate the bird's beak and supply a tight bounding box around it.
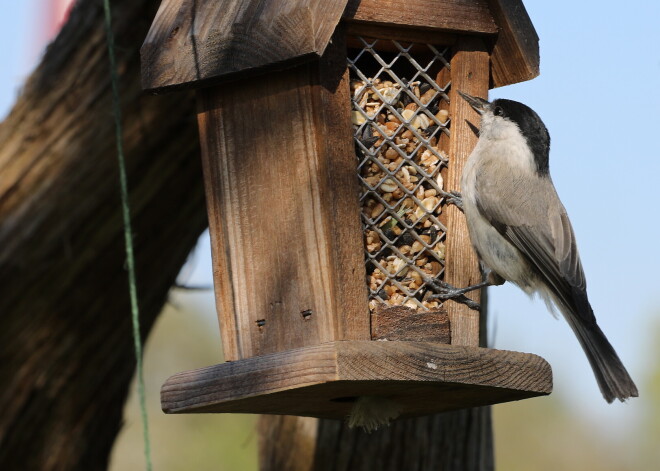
[458,91,490,115]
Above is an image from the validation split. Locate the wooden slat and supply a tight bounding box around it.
[312,26,371,342]
[141,0,350,91]
[371,306,451,343]
[442,37,490,347]
[345,23,458,48]
[161,340,553,418]
[343,0,498,35]
[196,33,369,361]
[487,0,540,88]
[142,0,539,91]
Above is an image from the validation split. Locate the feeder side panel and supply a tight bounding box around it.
[343,0,498,35]
[443,37,490,347]
[310,28,371,342]
[141,0,351,91]
[196,56,368,361]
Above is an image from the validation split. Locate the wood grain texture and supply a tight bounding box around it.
[258,415,318,471]
[371,306,450,343]
[0,0,207,468]
[259,409,494,471]
[141,0,541,91]
[310,407,493,471]
[161,340,552,418]
[196,34,368,362]
[443,37,490,347]
[487,0,540,88]
[344,0,498,34]
[345,23,458,47]
[141,0,350,90]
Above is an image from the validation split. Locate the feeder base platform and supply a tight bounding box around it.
[161,341,552,419]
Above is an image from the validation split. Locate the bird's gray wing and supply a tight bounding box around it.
[473,161,593,323]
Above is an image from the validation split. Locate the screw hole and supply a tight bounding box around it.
[301,309,313,320]
[256,319,266,328]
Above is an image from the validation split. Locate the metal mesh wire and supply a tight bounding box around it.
[349,37,452,312]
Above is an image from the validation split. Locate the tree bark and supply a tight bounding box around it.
[259,409,493,471]
[0,1,207,469]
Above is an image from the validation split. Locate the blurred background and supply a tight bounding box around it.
[1,1,658,469]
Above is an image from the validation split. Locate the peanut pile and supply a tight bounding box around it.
[351,77,450,312]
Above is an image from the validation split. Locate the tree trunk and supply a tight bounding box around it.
[0,1,207,469]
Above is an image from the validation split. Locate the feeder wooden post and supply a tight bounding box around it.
[443,36,490,347]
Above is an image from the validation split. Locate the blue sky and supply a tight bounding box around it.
[2,0,659,441]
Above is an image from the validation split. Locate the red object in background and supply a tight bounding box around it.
[40,0,75,44]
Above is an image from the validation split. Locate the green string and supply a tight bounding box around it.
[102,2,153,470]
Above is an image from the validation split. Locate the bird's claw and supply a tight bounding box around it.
[439,190,463,211]
[425,278,486,311]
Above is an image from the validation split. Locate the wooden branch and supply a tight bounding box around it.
[0,1,207,468]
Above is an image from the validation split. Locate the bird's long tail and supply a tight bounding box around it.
[563,311,638,403]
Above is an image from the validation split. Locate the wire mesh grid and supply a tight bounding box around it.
[349,37,452,312]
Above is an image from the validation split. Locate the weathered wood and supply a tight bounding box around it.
[142,0,539,91]
[260,408,494,471]
[258,416,318,471]
[312,408,493,471]
[258,262,498,471]
[344,0,497,34]
[487,0,540,88]
[345,23,457,48]
[141,0,350,91]
[161,340,553,417]
[0,0,207,469]
[196,32,368,362]
[371,306,451,343]
[442,37,490,346]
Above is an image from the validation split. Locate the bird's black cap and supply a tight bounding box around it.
[491,98,551,176]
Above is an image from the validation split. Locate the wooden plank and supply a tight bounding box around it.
[311,26,371,343]
[344,0,498,35]
[345,23,457,48]
[141,0,350,91]
[487,0,540,88]
[371,306,451,343]
[161,340,553,417]
[142,0,539,91]
[196,34,368,361]
[442,37,490,347]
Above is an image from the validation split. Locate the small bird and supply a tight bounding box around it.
[452,92,638,403]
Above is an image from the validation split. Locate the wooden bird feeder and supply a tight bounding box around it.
[141,0,553,421]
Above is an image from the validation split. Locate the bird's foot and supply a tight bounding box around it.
[425,278,490,311]
[438,190,463,211]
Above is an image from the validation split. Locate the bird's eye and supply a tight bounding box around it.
[493,106,504,117]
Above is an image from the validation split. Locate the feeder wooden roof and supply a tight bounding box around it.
[141,0,539,92]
